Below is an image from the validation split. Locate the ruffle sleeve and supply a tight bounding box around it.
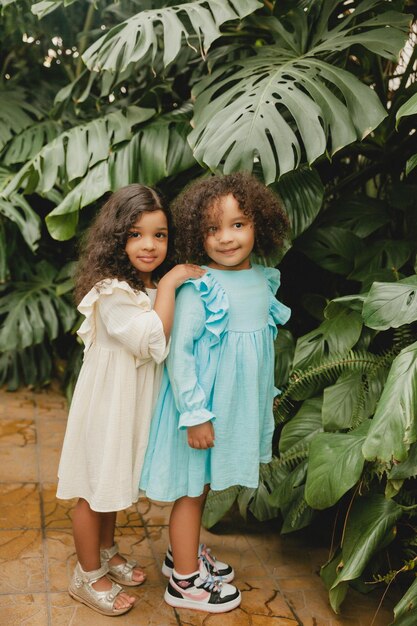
[166,273,229,430]
[77,278,168,366]
[262,266,291,339]
[186,272,229,346]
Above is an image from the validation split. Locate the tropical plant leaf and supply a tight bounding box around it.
[44,106,196,240]
[406,154,417,177]
[31,0,80,18]
[202,485,241,528]
[4,106,155,198]
[189,3,408,183]
[350,241,413,283]
[82,0,262,75]
[3,120,62,165]
[396,92,417,126]
[271,166,324,239]
[322,371,366,431]
[330,496,402,603]
[293,305,363,370]
[394,576,417,623]
[389,443,417,481]
[363,342,417,463]
[279,396,323,454]
[0,87,44,153]
[323,196,391,239]
[362,276,417,330]
[299,226,363,276]
[305,420,370,510]
[281,486,314,534]
[320,550,349,614]
[0,194,41,251]
[0,260,77,352]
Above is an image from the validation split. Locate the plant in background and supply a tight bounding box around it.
[1,0,417,621]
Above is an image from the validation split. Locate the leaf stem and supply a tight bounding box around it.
[76,1,96,78]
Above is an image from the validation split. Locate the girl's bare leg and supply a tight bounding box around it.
[72,498,134,608]
[100,511,145,583]
[169,485,209,575]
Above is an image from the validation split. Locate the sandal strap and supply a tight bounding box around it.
[76,562,109,584]
[100,542,119,561]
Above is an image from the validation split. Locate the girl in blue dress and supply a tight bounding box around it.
[140,172,291,613]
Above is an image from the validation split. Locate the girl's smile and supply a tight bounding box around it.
[125,210,168,286]
[204,194,255,271]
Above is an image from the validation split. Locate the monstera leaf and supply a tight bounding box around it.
[44,106,195,240]
[82,0,261,74]
[188,2,409,182]
[0,261,77,352]
[293,305,363,370]
[0,87,44,153]
[4,106,155,197]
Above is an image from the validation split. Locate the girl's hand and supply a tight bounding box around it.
[187,421,215,449]
[159,264,205,290]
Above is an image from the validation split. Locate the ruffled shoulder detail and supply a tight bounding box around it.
[255,265,291,338]
[185,271,229,344]
[77,278,151,352]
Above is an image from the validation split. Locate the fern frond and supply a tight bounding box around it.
[276,445,309,469]
[275,350,395,423]
[289,496,309,527]
[393,324,417,351]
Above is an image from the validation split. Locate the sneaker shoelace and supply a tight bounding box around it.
[199,569,224,592]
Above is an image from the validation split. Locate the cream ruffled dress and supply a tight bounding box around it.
[56,279,168,512]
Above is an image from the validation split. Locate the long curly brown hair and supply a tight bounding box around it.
[171,172,289,264]
[74,184,172,304]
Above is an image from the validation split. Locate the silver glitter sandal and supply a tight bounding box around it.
[100,542,146,587]
[68,562,133,616]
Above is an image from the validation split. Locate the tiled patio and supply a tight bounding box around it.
[0,386,398,625]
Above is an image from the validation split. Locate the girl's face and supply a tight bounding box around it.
[125,209,168,286]
[204,194,255,271]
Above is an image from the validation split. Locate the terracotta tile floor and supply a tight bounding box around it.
[0,387,399,625]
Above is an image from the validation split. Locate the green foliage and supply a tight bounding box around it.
[1,2,417,622]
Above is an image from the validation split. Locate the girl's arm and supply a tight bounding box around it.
[153,264,205,341]
[166,283,215,431]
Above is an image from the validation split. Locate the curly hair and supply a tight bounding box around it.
[74,184,172,304]
[171,172,289,264]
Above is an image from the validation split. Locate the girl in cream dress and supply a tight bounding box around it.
[56,184,204,617]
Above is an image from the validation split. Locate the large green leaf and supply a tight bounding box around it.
[202,485,241,528]
[394,577,417,623]
[0,261,77,352]
[279,396,323,454]
[320,550,348,614]
[0,194,41,251]
[305,420,370,510]
[3,120,61,165]
[363,342,417,463]
[299,226,363,276]
[388,443,417,481]
[322,366,386,431]
[31,0,80,18]
[350,241,413,283]
[45,106,196,240]
[322,196,391,239]
[4,107,155,197]
[0,88,43,153]
[188,3,408,183]
[396,92,417,126]
[293,305,363,370]
[362,276,417,330]
[271,166,324,239]
[82,0,261,75]
[330,496,402,601]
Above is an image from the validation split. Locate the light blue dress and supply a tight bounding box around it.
[140,264,291,501]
